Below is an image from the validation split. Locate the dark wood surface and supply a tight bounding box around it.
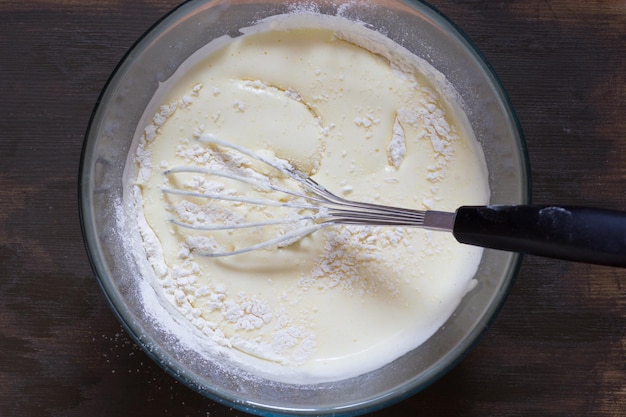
[1,1,625,416]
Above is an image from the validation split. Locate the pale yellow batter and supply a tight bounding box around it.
[128,13,489,382]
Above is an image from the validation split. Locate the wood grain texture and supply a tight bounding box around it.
[0,1,624,416]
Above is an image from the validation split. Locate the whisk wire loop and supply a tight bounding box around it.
[161,135,430,256]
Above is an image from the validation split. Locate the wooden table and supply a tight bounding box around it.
[1,1,625,415]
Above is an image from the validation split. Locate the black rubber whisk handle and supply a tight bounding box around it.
[453,205,626,267]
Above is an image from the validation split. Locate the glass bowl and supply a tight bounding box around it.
[79,0,529,415]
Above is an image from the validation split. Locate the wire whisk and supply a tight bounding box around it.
[161,135,626,267]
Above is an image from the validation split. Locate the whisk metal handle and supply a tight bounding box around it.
[452,205,626,267]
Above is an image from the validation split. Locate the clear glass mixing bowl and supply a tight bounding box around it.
[79,0,530,415]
